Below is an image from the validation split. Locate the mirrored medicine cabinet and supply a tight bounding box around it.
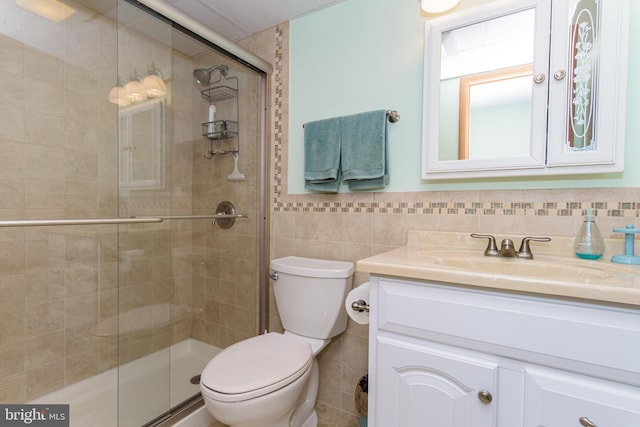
[421,0,629,179]
[119,97,167,190]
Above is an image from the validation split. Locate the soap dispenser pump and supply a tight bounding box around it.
[574,208,605,260]
[611,224,640,264]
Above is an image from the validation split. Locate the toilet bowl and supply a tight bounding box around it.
[200,333,315,427]
[200,256,354,427]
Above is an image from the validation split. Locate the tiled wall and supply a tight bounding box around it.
[0,4,120,401]
[0,0,269,403]
[189,50,263,349]
[0,3,197,401]
[240,21,640,418]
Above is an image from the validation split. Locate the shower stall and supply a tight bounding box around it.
[0,0,269,425]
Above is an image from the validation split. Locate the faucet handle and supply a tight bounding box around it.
[471,234,499,256]
[517,236,552,259]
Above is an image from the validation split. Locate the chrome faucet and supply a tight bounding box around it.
[471,234,551,259]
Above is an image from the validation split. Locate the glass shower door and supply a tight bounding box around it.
[116,1,173,425]
[0,0,266,425]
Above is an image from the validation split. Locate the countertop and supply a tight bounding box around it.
[356,231,640,307]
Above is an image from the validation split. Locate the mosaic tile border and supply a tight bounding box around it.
[273,24,285,204]
[270,25,637,219]
[273,201,638,217]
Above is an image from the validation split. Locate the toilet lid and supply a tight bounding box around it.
[201,333,312,397]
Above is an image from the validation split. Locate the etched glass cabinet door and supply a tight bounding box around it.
[546,0,629,170]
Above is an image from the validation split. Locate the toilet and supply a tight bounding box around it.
[199,256,354,427]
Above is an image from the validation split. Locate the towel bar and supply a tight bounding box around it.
[386,110,400,122]
[303,110,400,128]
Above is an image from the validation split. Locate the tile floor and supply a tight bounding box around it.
[209,402,360,427]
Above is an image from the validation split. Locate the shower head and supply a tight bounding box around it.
[193,64,229,86]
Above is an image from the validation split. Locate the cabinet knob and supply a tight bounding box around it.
[579,417,598,427]
[533,73,546,84]
[554,69,567,80]
[477,390,493,404]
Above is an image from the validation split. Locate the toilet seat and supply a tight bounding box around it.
[201,333,313,403]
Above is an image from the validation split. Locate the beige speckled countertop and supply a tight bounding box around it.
[356,231,640,307]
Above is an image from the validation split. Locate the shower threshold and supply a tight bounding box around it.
[143,393,208,427]
[30,339,220,427]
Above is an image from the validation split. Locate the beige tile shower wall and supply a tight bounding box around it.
[0,3,121,402]
[239,22,640,418]
[190,51,262,350]
[0,3,196,401]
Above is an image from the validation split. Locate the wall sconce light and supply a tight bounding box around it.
[421,0,460,14]
[125,70,145,102]
[108,83,130,106]
[109,65,167,106]
[142,64,166,97]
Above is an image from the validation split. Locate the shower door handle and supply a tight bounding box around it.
[0,213,250,228]
[137,214,249,220]
[0,217,163,227]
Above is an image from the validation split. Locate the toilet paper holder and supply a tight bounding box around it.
[351,300,369,313]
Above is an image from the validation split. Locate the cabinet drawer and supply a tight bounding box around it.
[376,279,640,374]
[524,367,640,426]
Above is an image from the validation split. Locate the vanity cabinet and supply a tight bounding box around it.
[368,277,640,426]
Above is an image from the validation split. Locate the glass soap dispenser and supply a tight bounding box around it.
[574,208,605,260]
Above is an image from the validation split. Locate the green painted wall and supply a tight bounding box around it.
[289,0,639,193]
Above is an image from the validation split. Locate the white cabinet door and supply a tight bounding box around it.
[524,367,640,427]
[546,0,629,170]
[374,336,498,427]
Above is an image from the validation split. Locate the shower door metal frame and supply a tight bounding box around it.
[127,0,272,335]
[120,2,271,424]
[119,1,273,423]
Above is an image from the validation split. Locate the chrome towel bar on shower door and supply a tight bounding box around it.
[0,213,248,228]
[0,217,164,227]
[135,213,249,220]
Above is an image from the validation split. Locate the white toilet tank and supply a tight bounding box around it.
[270,256,354,339]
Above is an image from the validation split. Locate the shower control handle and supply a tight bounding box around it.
[270,272,278,281]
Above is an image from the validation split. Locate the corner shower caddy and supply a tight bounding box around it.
[200,70,239,158]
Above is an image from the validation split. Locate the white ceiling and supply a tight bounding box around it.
[162,0,347,41]
[73,0,348,57]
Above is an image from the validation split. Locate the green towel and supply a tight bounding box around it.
[304,117,341,193]
[341,110,388,191]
